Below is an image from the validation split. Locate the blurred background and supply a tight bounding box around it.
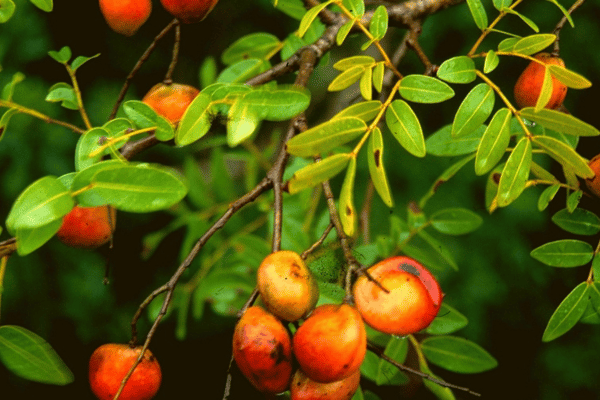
[1,0,600,399]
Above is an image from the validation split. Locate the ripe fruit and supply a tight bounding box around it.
[585,154,600,198]
[513,52,568,110]
[89,343,161,400]
[291,369,361,400]
[293,304,366,383]
[353,256,442,336]
[57,205,116,249]
[99,0,152,36]
[257,250,319,322]
[142,83,200,124]
[159,0,219,23]
[232,306,293,394]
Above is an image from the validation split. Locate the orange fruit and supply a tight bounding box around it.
[89,343,161,400]
[99,0,152,36]
[232,306,293,394]
[513,52,567,110]
[353,256,442,336]
[142,83,199,125]
[159,0,219,23]
[586,154,600,198]
[293,304,366,383]
[257,250,319,322]
[290,368,361,400]
[57,205,116,249]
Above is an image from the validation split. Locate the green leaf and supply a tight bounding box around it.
[373,62,385,93]
[538,184,560,211]
[336,19,354,45]
[452,83,495,138]
[493,0,512,10]
[521,108,599,137]
[475,108,511,175]
[15,219,62,256]
[498,37,519,52]
[0,108,18,138]
[552,208,600,236]
[466,0,488,29]
[45,83,78,110]
[30,0,53,12]
[437,56,476,84]
[399,75,454,103]
[274,0,306,20]
[2,71,25,101]
[339,157,357,236]
[534,66,553,111]
[548,65,592,89]
[483,50,500,73]
[385,100,425,157]
[0,0,15,23]
[286,117,367,157]
[217,58,270,83]
[426,303,468,335]
[334,101,382,122]
[199,56,217,88]
[421,336,498,373]
[594,255,600,283]
[531,239,593,267]
[75,127,112,172]
[226,103,259,146]
[74,164,188,212]
[367,127,393,207]
[6,176,74,233]
[123,100,174,142]
[71,54,100,72]
[426,124,485,157]
[288,153,351,194]
[369,6,388,40]
[299,0,334,37]
[546,0,574,27]
[176,92,213,146]
[497,137,531,207]
[502,8,539,32]
[542,282,589,342]
[342,0,364,17]
[359,67,372,100]
[532,135,594,179]
[221,33,281,65]
[376,337,409,385]
[419,358,456,400]
[239,85,311,121]
[430,208,483,235]
[566,190,582,213]
[48,46,71,64]
[333,56,376,71]
[329,66,366,92]
[0,326,73,385]
[512,34,556,55]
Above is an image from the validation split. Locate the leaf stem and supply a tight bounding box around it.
[0,99,85,134]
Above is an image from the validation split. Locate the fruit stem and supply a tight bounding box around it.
[163,21,181,84]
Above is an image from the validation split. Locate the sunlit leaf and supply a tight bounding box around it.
[466,0,488,29]
[0,0,15,23]
[452,83,495,138]
[399,75,454,103]
[339,157,357,236]
[333,55,376,71]
[221,33,281,65]
[367,127,393,207]
[483,50,499,73]
[497,137,531,207]
[336,19,354,45]
[373,62,385,92]
[329,66,366,92]
[385,100,425,157]
[437,56,476,84]
[512,34,556,55]
[299,0,334,37]
[123,100,174,142]
[30,0,53,12]
[534,67,553,111]
[342,0,364,17]
[176,92,213,146]
[548,65,592,89]
[286,117,367,157]
[334,101,382,122]
[502,8,539,32]
[369,6,388,40]
[360,67,372,100]
[475,108,511,175]
[288,153,351,194]
[537,184,560,211]
[532,135,594,179]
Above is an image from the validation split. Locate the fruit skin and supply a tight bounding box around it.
[290,368,361,400]
[57,205,116,249]
[586,154,600,197]
[232,306,293,394]
[257,250,319,322]
[513,52,567,110]
[159,0,219,23]
[353,256,442,336]
[293,304,366,383]
[99,0,152,36]
[142,83,200,124]
[89,343,162,400]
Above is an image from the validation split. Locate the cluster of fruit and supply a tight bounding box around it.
[232,251,442,399]
[99,0,220,36]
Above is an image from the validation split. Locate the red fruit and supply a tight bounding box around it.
[142,83,200,124]
[232,306,293,394]
[513,52,568,110]
[586,154,600,198]
[57,205,116,249]
[159,0,219,23]
[353,256,442,336]
[99,0,152,36]
[291,369,361,400]
[293,304,366,383]
[89,343,162,400]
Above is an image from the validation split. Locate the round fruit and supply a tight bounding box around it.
[293,304,366,383]
[159,0,219,23]
[586,154,600,198]
[89,343,161,400]
[99,0,152,36]
[353,256,442,336]
[257,250,319,322]
[232,306,293,394]
[57,205,116,249]
[513,52,567,110]
[291,369,361,400]
[142,83,199,124]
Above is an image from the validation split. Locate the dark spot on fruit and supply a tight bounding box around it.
[374,149,381,167]
[399,263,419,276]
[270,342,286,365]
[291,262,302,278]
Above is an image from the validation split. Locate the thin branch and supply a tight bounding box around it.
[301,222,334,260]
[0,100,85,134]
[164,21,181,84]
[552,0,586,55]
[359,181,374,244]
[109,19,179,120]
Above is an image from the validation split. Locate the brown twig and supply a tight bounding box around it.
[359,181,375,244]
[109,19,179,120]
[163,21,181,84]
[552,0,586,55]
[301,222,334,260]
